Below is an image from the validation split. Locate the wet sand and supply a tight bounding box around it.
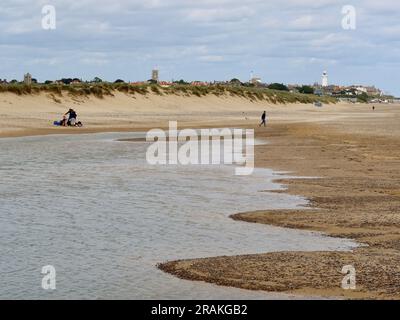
[159,107,400,300]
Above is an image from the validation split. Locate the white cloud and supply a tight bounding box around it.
[289,15,315,29]
[198,55,224,62]
[184,6,254,23]
[0,0,399,94]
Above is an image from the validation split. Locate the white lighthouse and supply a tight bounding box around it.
[322,71,328,87]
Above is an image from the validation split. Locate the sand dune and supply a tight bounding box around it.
[1,91,398,138]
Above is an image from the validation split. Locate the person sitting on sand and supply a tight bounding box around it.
[65,108,77,126]
[61,115,67,127]
[259,111,267,127]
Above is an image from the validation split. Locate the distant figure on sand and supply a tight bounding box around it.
[54,108,83,127]
[259,111,267,127]
[373,106,375,111]
[61,115,67,127]
[65,108,77,126]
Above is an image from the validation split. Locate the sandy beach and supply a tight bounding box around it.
[158,102,400,300]
[0,91,270,138]
[1,92,400,299]
[0,91,345,138]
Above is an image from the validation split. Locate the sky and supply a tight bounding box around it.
[0,0,400,95]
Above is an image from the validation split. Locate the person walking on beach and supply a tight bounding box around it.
[259,111,267,127]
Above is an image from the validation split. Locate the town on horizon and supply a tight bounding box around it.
[1,68,396,103]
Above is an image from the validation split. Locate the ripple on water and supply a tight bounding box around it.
[0,132,358,299]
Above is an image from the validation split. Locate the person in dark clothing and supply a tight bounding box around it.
[259,111,267,127]
[65,108,77,126]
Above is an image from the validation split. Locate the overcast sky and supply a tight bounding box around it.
[1,0,399,95]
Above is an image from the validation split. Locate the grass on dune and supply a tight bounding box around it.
[0,83,337,104]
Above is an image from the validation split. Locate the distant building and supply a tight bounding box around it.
[353,85,382,96]
[314,88,323,96]
[191,81,210,86]
[159,81,173,87]
[152,69,159,82]
[287,84,300,93]
[352,86,367,95]
[339,97,358,103]
[311,80,385,99]
[250,77,262,85]
[24,73,32,85]
[71,78,82,85]
[213,81,229,85]
[322,71,328,87]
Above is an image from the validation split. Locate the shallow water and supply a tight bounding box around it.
[0,132,358,299]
